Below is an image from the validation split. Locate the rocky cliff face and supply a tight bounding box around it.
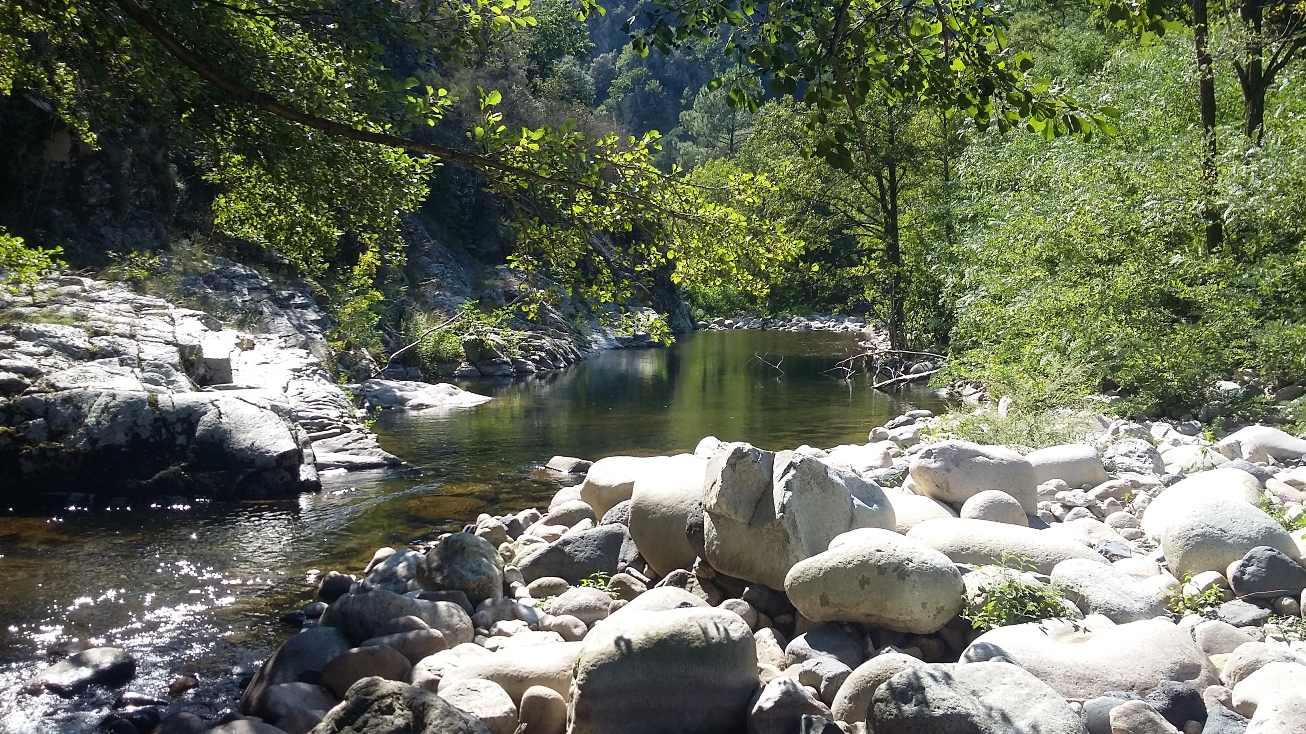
[0,273,398,509]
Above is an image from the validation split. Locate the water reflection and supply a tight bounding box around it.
[0,330,939,732]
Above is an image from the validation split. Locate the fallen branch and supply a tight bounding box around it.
[373,311,467,378]
[872,368,941,390]
[750,354,785,374]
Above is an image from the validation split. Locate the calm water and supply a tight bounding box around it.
[0,330,939,732]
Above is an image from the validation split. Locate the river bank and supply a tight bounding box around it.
[13,400,1306,733]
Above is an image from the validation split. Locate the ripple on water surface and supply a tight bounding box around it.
[0,330,941,732]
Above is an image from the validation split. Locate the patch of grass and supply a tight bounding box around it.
[962,555,1074,631]
[1166,574,1228,616]
[1266,614,1306,642]
[927,407,1098,450]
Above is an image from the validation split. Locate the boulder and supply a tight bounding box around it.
[311,676,492,734]
[1027,443,1110,488]
[784,625,865,669]
[440,678,519,734]
[517,524,638,584]
[829,652,922,726]
[320,645,411,698]
[884,490,958,533]
[1160,499,1300,579]
[959,489,1029,526]
[628,454,708,576]
[545,456,591,474]
[609,586,708,617]
[260,682,337,732]
[1050,558,1169,624]
[906,518,1109,574]
[747,677,832,734]
[518,685,567,734]
[418,532,505,607]
[1144,680,1207,729]
[1140,468,1263,541]
[1108,700,1180,734]
[1218,425,1306,464]
[790,656,851,706]
[1230,661,1306,718]
[579,456,649,518]
[871,661,1085,734]
[30,647,135,696]
[568,607,758,734]
[1220,642,1306,688]
[433,642,583,704]
[320,588,474,645]
[356,379,491,411]
[962,618,1218,699]
[784,528,963,634]
[541,500,597,528]
[823,442,899,475]
[1105,438,1165,475]
[1163,444,1229,474]
[703,443,895,589]
[1228,545,1306,600]
[545,587,613,627]
[909,440,1038,513]
[360,629,447,664]
[1246,693,1306,733]
[240,627,352,717]
[364,549,422,594]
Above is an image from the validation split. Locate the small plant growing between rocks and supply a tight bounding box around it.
[1266,614,1306,642]
[579,572,614,592]
[961,555,1073,631]
[1259,495,1306,532]
[1166,575,1228,616]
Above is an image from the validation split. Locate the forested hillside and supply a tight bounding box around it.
[2,0,1305,418]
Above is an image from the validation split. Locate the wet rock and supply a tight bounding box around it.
[418,532,505,607]
[364,548,422,594]
[29,647,136,696]
[261,682,338,732]
[312,676,492,734]
[871,661,1085,734]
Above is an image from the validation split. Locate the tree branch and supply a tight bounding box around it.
[112,0,658,207]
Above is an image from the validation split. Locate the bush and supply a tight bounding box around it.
[0,229,64,291]
[962,555,1074,631]
[1166,575,1227,616]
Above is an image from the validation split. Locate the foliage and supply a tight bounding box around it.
[329,242,388,355]
[1266,614,1306,642]
[962,555,1073,631]
[106,250,166,284]
[1260,495,1306,532]
[1167,574,1228,616]
[0,229,64,291]
[405,312,468,372]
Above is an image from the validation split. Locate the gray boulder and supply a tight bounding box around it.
[1229,545,1306,600]
[909,440,1038,513]
[568,607,758,734]
[1218,425,1306,464]
[747,677,832,734]
[871,661,1086,734]
[321,588,474,645]
[784,528,963,634]
[240,627,351,717]
[907,518,1109,574]
[628,454,707,576]
[517,524,639,584]
[1050,558,1168,623]
[29,647,135,696]
[1160,498,1301,579]
[312,676,492,734]
[703,443,895,589]
[1104,438,1165,475]
[419,533,505,606]
[365,549,422,594]
[1027,443,1110,488]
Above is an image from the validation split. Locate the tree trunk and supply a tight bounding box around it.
[886,133,904,351]
[1240,0,1267,142]
[1194,0,1223,255]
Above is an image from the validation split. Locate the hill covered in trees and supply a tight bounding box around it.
[2,0,1305,419]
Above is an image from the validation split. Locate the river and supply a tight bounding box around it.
[0,329,940,732]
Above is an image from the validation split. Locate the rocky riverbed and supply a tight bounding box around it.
[26,408,1306,734]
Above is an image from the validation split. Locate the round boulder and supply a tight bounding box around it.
[906,518,1109,574]
[1161,498,1301,579]
[909,440,1037,513]
[960,490,1029,526]
[628,454,708,576]
[784,528,963,634]
[418,533,505,607]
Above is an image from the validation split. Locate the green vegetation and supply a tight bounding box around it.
[1260,496,1306,533]
[961,555,1074,631]
[1167,574,1229,616]
[0,229,63,292]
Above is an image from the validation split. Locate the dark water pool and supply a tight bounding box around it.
[0,329,940,732]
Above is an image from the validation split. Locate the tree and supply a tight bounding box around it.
[672,72,757,167]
